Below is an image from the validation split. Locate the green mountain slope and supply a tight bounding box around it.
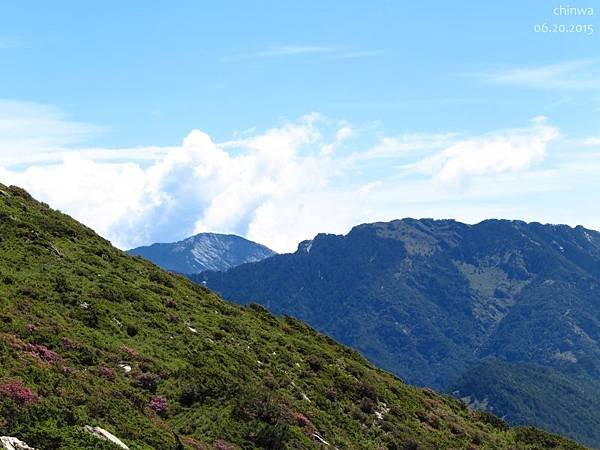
[196,219,600,389]
[450,360,600,448]
[0,184,585,449]
[193,218,600,447]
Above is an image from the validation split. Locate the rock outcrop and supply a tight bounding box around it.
[83,426,129,449]
[0,437,36,450]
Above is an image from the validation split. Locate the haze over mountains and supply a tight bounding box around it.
[2,185,586,449]
[128,233,276,274]
[189,218,600,447]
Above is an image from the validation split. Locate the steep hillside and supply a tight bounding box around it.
[128,233,276,274]
[194,218,600,446]
[0,185,584,449]
[451,360,600,448]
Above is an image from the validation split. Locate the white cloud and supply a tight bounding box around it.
[0,113,340,251]
[321,123,353,156]
[330,50,384,59]
[0,37,20,49]
[577,136,600,147]
[188,117,329,237]
[0,99,104,164]
[223,46,336,62]
[485,60,600,90]
[1,103,596,252]
[349,132,458,163]
[246,190,368,252]
[223,45,382,62]
[410,117,559,189]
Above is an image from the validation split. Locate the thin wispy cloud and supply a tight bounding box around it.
[0,99,105,164]
[223,45,335,61]
[0,36,20,49]
[577,136,600,147]
[223,45,382,62]
[330,50,384,60]
[483,60,600,90]
[348,133,459,163]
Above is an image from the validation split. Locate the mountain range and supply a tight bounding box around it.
[128,233,276,274]
[2,184,585,448]
[192,218,600,447]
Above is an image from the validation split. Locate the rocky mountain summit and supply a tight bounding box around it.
[128,233,276,274]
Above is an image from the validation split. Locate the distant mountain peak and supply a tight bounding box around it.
[128,232,276,273]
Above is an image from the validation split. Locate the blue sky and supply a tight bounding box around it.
[1,1,599,251]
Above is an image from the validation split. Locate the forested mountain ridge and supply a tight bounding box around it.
[195,217,600,447]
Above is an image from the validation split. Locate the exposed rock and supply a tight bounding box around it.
[554,350,578,363]
[312,432,330,446]
[83,426,129,449]
[0,437,37,450]
[128,232,276,274]
[375,402,389,420]
[118,363,132,373]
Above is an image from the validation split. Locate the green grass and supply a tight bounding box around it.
[0,184,586,449]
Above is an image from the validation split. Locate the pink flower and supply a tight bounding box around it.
[62,337,78,349]
[214,441,237,450]
[0,381,38,406]
[98,366,116,381]
[121,345,140,359]
[148,395,168,414]
[25,343,60,364]
[26,324,37,333]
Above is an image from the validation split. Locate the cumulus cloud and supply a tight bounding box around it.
[2,103,593,252]
[0,113,344,251]
[410,117,560,189]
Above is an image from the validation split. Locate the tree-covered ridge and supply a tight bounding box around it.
[0,184,585,449]
[195,218,600,447]
[451,360,600,449]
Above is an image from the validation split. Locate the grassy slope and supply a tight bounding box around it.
[0,184,585,450]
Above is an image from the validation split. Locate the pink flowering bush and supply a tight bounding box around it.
[134,372,160,392]
[98,366,116,381]
[325,386,338,400]
[62,337,78,349]
[121,345,140,359]
[293,412,315,435]
[214,440,237,450]
[25,343,60,364]
[165,298,177,308]
[0,381,38,406]
[148,395,168,414]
